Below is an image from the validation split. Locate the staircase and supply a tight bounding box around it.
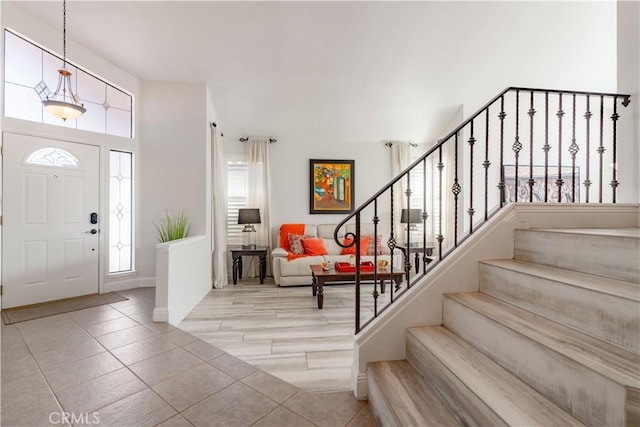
[367,228,640,426]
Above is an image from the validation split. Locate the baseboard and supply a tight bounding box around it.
[103,278,140,293]
[152,308,169,322]
[353,371,369,400]
[138,277,156,288]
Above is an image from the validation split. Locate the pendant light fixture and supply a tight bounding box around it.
[42,0,86,121]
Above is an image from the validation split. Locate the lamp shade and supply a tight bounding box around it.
[238,208,261,225]
[400,208,422,224]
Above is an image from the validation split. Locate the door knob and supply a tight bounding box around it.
[86,229,98,234]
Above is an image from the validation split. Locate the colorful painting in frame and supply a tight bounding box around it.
[310,159,355,214]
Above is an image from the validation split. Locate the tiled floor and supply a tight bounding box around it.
[180,278,394,393]
[1,288,376,427]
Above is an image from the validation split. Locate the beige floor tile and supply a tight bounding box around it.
[151,364,235,412]
[82,315,140,337]
[32,336,105,371]
[1,354,41,384]
[283,390,366,427]
[346,404,378,427]
[128,348,203,385]
[68,305,126,325]
[110,299,156,316]
[1,373,50,403]
[208,353,256,379]
[1,385,65,427]
[76,388,176,427]
[95,324,158,350]
[252,406,317,427]
[241,370,298,403]
[21,321,92,354]
[182,339,225,361]
[42,351,123,391]
[110,335,178,366]
[162,328,200,347]
[1,340,32,362]
[155,414,194,427]
[56,367,146,414]
[1,325,25,346]
[181,382,278,427]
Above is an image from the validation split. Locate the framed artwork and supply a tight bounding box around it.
[310,159,355,214]
[503,165,580,203]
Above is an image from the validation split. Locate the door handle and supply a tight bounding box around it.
[85,229,98,234]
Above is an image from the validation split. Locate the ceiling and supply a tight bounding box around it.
[12,1,617,144]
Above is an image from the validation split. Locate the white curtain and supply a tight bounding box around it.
[211,126,228,288]
[247,137,272,276]
[390,142,412,242]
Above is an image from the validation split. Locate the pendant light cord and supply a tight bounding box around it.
[62,0,67,69]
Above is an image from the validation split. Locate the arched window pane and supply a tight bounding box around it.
[25,148,81,169]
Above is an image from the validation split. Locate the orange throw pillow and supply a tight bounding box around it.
[340,236,371,256]
[301,238,329,256]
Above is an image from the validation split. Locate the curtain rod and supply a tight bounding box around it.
[385,141,418,147]
[239,137,277,143]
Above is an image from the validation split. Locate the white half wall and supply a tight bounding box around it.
[153,235,211,326]
[138,80,210,281]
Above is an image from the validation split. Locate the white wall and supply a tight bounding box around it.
[617,0,640,203]
[138,81,209,281]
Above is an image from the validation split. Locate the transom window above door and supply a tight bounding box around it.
[3,29,134,139]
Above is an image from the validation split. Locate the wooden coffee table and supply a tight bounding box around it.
[309,264,405,309]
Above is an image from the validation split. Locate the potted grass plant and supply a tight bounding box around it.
[156,210,190,242]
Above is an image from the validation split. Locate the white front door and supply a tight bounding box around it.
[2,133,100,308]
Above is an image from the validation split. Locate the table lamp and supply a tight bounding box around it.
[400,208,422,230]
[238,208,260,248]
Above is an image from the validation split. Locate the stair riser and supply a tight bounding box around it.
[367,373,399,427]
[514,230,640,282]
[443,297,627,426]
[406,332,509,427]
[479,263,640,354]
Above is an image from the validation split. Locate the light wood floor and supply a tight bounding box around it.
[179,277,394,393]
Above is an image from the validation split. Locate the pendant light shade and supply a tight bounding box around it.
[42,0,85,121]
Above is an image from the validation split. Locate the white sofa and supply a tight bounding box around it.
[272,223,403,286]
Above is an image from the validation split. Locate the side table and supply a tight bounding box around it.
[229,246,268,285]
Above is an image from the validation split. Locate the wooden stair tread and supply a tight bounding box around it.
[480,259,640,302]
[408,326,586,427]
[528,228,640,239]
[368,360,464,426]
[446,292,640,387]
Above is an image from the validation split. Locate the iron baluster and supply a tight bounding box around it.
[452,133,461,246]
[569,94,579,202]
[584,95,592,202]
[513,90,522,202]
[484,108,490,221]
[528,91,536,202]
[422,157,428,274]
[354,213,361,334]
[437,145,444,260]
[498,96,506,206]
[543,92,550,202]
[611,96,619,202]
[556,93,565,202]
[372,200,379,318]
[598,95,605,203]
[468,121,475,233]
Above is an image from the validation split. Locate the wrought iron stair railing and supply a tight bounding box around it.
[334,87,631,334]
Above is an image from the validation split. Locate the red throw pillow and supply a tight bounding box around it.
[341,236,371,256]
[302,238,329,256]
